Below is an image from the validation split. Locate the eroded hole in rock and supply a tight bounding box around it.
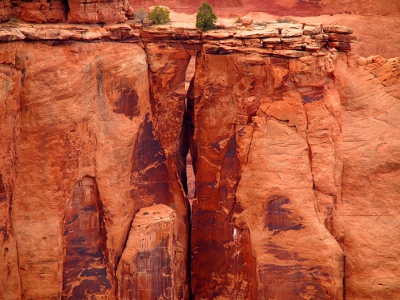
[185,55,196,201]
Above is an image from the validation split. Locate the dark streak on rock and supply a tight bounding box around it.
[258,263,329,299]
[130,113,173,212]
[301,86,324,103]
[120,237,173,299]
[265,195,304,234]
[0,174,7,203]
[113,88,140,119]
[62,176,111,299]
[191,136,258,298]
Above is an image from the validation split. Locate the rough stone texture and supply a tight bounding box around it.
[0,42,21,300]
[334,53,400,300]
[0,23,399,300]
[63,176,112,299]
[117,204,181,299]
[190,49,344,299]
[18,0,67,23]
[68,0,133,23]
[0,40,188,299]
[0,0,13,22]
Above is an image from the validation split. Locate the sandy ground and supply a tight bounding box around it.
[169,10,400,58]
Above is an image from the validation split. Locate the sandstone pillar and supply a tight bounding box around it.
[117,204,182,299]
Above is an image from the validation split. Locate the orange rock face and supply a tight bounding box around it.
[189,49,344,300]
[117,204,183,299]
[68,0,133,23]
[18,0,67,23]
[0,40,189,299]
[0,23,400,300]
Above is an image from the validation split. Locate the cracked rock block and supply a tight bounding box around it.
[117,204,185,300]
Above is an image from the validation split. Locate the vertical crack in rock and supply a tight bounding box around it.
[130,113,172,212]
[127,43,194,299]
[185,55,197,200]
[190,52,260,299]
[62,176,112,299]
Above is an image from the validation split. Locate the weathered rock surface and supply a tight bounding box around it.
[0,39,189,299]
[68,0,133,23]
[0,22,399,300]
[189,46,344,300]
[334,53,400,300]
[0,0,13,22]
[117,204,182,299]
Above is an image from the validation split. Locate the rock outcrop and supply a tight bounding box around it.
[67,0,134,23]
[117,204,183,299]
[0,21,399,300]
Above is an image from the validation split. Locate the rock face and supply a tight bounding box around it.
[18,0,67,23]
[0,39,189,299]
[67,0,133,23]
[0,22,400,300]
[117,204,182,299]
[189,42,343,300]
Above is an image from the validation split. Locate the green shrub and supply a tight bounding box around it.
[276,17,294,23]
[135,7,148,23]
[148,6,170,25]
[196,2,217,31]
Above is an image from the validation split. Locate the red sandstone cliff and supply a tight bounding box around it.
[0,20,400,300]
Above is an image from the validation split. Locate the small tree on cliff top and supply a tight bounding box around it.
[148,6,170,24]
[196,2,217,31]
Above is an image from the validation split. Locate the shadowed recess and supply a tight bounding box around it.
[62,176,111,299]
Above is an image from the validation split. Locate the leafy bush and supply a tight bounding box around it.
[148,6,170,24]
[135,7,148,23]
[196,2,217,31]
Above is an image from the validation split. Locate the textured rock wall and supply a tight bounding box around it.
[189,48,344,300]
[67,0,133,23]
[0,42,21,300]
[0,0,133,23]
[0,23,400,300]
[17,0,67,23]
[335,54,400,299]
[117,204,180,299]
[0,40,189,299]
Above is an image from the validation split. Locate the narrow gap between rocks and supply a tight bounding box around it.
[184,53,196,299]
[185,55,196,202]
